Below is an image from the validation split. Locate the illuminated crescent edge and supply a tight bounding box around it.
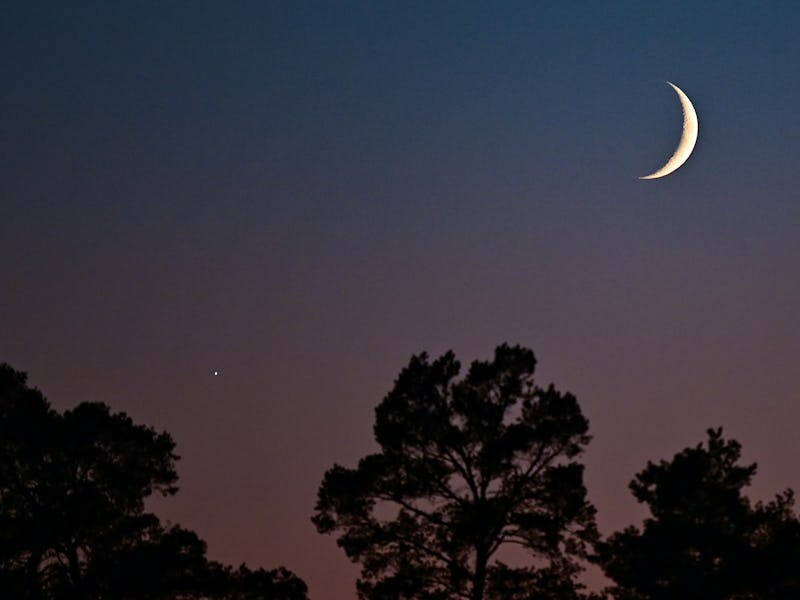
[639,82,699,180]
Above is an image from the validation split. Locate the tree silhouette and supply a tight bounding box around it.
[598,428,800,600]
[313,344,597,600]
[0,362,308,600]
[86,519,211,598]
[0,364,181,597]
[746,491,800,598]
[218,565,311,600]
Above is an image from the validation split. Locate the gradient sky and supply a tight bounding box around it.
[4,1,800,596]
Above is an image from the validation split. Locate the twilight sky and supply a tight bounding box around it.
[4,1,800,596]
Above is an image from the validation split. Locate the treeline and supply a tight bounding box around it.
[3,346,800,600]
[0,364,307,600]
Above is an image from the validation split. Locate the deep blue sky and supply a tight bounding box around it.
[4,2,800,596]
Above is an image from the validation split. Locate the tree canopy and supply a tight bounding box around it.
[313,344,598,600]
[0,362,308,600]
[10,346,800,600]
[598,428,800,600]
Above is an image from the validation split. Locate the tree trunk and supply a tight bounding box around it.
[472,548,488,600]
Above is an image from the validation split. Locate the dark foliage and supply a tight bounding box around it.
[219,565,311,600]
[313,344,598,600]
[598,428,800,600]
[0,362,308,600]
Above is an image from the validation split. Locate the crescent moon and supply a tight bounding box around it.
[639,82,699,180]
